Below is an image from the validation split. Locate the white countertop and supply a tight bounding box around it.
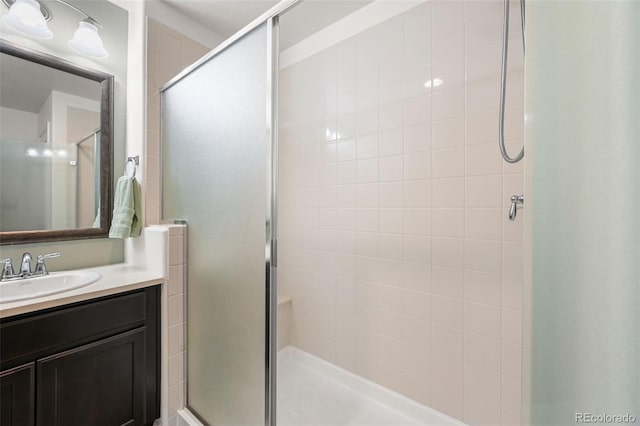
[0,263,164,319]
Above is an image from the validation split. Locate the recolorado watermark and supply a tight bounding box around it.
[576,413,637,423]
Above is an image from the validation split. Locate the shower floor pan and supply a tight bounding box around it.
[278,347,465,426]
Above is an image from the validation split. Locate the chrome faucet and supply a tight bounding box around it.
[1,258,16,281]
[20,253,32,276]
[34,253,61,275]
[0,252,61,282]
[509,195,525,221]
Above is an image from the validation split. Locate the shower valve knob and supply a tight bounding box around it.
[509,195,524,221]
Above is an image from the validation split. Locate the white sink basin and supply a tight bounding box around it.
[0,271,101,304]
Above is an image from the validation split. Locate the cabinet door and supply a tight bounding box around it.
[0,363,35,426]
[36,328,146,426]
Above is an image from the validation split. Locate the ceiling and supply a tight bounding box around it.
[159,0,374,49]
[279,0,374,49]
[160,0,279,40]
[0,53,101,113]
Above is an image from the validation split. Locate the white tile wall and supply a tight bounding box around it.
[278,2,524,425]
[166,224,187,421]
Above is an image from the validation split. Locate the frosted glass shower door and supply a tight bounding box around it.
[526,2,640,424]
[162,23,273,425]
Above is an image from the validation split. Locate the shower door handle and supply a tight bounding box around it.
[509,195,524,221]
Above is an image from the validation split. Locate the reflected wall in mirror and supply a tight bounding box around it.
[0,41,113,243]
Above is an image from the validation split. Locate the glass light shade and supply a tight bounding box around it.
[2,0,53,39]
[68,20,108,59]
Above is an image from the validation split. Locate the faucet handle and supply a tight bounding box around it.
[34,253,61,276]
[1,258,16,280]
[38,252,61,260]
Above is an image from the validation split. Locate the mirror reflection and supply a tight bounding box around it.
[0,51,102,232]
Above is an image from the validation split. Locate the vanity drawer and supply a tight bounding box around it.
[0,287,155,370]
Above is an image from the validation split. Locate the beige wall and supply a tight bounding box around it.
[278,2,524,424]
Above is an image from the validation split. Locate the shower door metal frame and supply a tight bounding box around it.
[159,1,302,425]
[265,14,279,426]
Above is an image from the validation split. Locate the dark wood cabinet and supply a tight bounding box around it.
[0,363,34,426]
[37,328,146,426]
[0,286,160,426]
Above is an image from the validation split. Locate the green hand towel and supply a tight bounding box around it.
[130,177,142,237]
[109,176,143,238]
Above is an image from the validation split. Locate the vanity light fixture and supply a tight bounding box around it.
[68,19,108,58]
[1,0,108,59]
[25,147,69,158]
[2,0,52,39]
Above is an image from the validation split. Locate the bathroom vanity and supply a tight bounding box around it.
[0,276,162,426]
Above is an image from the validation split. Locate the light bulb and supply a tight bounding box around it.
[68,20,108,59]
[424,78,443,89]
[2,0,52,39]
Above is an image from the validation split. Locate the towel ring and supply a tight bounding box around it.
[124,156,138,178]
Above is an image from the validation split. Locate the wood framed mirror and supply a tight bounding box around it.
[0,40,114,244]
